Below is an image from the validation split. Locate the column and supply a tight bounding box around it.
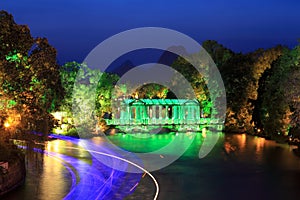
[173,106,177,124]
[191,106,195,120]
[159,106,162,119]
[146,106,152,119]
[136,106,140,120]
[165,106,169,119]
[128,106,131,124]
[152,105,156,119]
[196,105,200,120]
[144,106,148,124]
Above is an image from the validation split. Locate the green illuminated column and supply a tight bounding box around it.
[187,106,192,123]
[152,105,156,119]
[186,106,189,119]
[128,106,132,124]
[147,106,152,119]
[131,107,134,119]
[172,106,175,119]
[127,106,130,119]
[191,106,195,119]
[148,106,152,124]
[188,106,191,118]
[179,106,184,124]
[182,106,185,120]
[165,106,169,119]
[136,106,140,120]
[120,106,124,124]
[196,106,200,120]
[159,106,162,119]
[120,107,123,119]
[185,106,187,120]
[144,106,148,123]
[144,106,148,119]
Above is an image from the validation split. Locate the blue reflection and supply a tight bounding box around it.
[20,135,142,199]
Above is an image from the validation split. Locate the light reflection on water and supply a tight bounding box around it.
[125,133,300,200]
[2,142,72,200]
[3,133,300,200]
[3,137,142,200]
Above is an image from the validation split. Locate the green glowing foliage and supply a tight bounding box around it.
[59,62,120,134]
[202,100,212,117]
[135,83,169,99]
[96,72,119,115]
[59,61,81,115]
[6,52,20,63]
[7,100,16,107]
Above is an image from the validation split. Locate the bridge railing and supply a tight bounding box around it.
[104,118,222,126]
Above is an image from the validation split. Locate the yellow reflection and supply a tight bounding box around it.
[47,142,51,152]
[47,140,61,152]
[236,134,246,151]
[255,137,265,153]
[39,155,66,200]
[224,141,236,154]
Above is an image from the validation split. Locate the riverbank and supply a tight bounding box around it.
[0,144,26,197]
[229,131,300,157]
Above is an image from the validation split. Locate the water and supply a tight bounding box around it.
[127,134,300,200]
[3,133,300,200]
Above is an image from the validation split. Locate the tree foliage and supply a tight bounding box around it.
[261,45,300,136]
[59,62,121,134]
[3,10,300,140]
[210,43,284,133]
[0,11,63,137]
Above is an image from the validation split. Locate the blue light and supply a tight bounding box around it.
[19,135,143,199]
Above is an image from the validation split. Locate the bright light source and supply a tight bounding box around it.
[51,112,63,121]
[257,128,261,133]
[4,122,10,128]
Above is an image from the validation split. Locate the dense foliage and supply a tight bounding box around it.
[0,11,63,139]
[260,46,300,137]
[1,10,300,140]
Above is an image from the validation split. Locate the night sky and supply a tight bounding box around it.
[2,0,300,64]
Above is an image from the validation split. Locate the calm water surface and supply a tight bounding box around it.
[3,133,300,200]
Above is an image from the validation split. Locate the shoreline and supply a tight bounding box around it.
[0,150,26,197]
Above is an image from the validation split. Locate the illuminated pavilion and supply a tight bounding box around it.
[105,99,223,132]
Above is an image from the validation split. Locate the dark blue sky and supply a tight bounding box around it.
[2,0,300,64]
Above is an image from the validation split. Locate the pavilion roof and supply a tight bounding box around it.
[122,99,199,106]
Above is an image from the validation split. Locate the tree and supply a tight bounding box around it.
[134,83,168,99]
[59,61,80,116]
[202,40,234,68]
[96,72,119,115]
[220,53,254,132]
[261,45,300,137]
[216,45,283,133]
[171,55,209,101]
[0,11,63,138]
[251,46,285,130]
[59,62,121,135]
